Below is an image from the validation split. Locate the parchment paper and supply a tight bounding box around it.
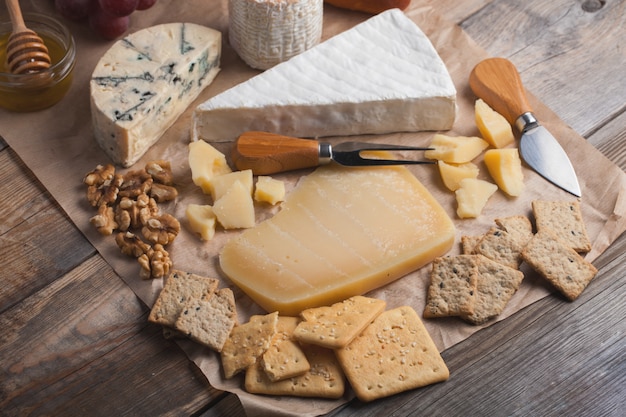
[2,1,625,416]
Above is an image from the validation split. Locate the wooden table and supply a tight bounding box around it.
[1,1,624,416]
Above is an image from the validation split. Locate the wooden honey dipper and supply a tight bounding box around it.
[4,0,51,74]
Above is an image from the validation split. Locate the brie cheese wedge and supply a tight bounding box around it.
[194,9,456,143]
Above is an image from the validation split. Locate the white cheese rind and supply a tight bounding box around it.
[91,23,221,167]
[194,9,456,143]
[228,0,323,70]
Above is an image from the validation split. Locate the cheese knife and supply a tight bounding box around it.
[469,57,581,197]
[232,131,435,175]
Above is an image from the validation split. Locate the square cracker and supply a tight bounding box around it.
[174,288,238,352]
[423,255,478,318]
[336,306,449,402]
[261,316,310,382]
[474,227,525,269]
[293,295,386,349]
[245,344,345,398]
[148,270,219,327]
[495,215,533,245]
[521,230,597,301]
[220,311,279,379]
[532,200,591,252]
[461,255,525,325]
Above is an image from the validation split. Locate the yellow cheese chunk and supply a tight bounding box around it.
[424,134,490,163]
[475,99,515,148]
[213,180,256,229]
[254,176,286,205]
[185,204,217,241]
[188,140,232,194]
[455,178,498,219]
[484,148,525,197]
[209,169,253,201]
[437,160,479,191]
[219,164,456,315]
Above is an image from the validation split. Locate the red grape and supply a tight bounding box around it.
[98,0,139,17]
[89,2,131,39]
[55,0,92,21]
[136,0,157,10]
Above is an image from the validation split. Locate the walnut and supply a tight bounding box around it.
[137,194,159,226]
[115,232,151,258]
[141,213,180,245]
[86,174,123,207]
[150,183,178,203]
[119,169,153,199]
[138,244,172,279]
[90,204,118,235]
[83,164,115,187]
[145,160,173,185]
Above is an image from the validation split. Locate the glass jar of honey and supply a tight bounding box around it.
[0,13,76,112]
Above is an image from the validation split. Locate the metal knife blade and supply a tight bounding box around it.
[469,58,581,197]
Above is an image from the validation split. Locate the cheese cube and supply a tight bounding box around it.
[484,148,525,197]
[475,99,515,148]
[213,180,256,229]
[455,178,498,219]
[425,134,489,163]
[254,176,286,205]
[185,204,217,241]
[437,160,480,191]
[209,169,253,201]
[188,140,232,194]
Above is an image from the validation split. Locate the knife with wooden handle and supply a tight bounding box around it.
[469,57,581,197]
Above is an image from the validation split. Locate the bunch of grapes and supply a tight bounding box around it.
[54,0,158,39]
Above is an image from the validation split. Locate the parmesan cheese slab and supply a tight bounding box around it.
[194,9,456,142]
[219,164,455,315]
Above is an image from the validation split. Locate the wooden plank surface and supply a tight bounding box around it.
[1,0,625,416]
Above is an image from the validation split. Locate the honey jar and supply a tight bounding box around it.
[0,13,76,112]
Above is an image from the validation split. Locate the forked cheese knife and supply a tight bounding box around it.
[469,57,581,197]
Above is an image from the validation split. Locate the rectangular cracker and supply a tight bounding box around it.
[423,255,478,318]
[245,344,345,398]
[336,306,449,402]
[174,288,238,352]
[521,230,597,301]
[220,311,279,379]
[474,226,525,269]
[261,316,310,382]
[148,270,219,327]
[532,200,591,252]
[293,295,386,349]
[461,255,524,325]
[495,215,533,245]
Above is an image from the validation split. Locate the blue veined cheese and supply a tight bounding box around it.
[193,9,456,143]
[91,23,221,167]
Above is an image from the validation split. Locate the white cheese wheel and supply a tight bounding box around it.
[228,0,323,70]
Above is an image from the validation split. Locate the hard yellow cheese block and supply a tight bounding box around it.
[219,164,455,315]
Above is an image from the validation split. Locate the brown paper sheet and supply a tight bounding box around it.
[2,1,626,416]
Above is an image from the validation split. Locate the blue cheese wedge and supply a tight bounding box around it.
[91,23,221,167]
[193,9,456,143]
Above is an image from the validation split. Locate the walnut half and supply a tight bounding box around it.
[142,214,180,246]
[115,232,151,258]
[138,244,172,279]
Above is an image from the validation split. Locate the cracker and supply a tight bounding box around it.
[148,270,219,327]
[336,306,449,402]
[495,215,533,245]
[220,311,279,379]
[293,295,386,349]
[174,288,238,352]
[423,255,478,318]
[461,255,525,325]
[521,230,597,301]
[261,316,311,381]
[474,226,525,269]
[461,235,481,254]
[245,343,345,398]
[532,200,591,252]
